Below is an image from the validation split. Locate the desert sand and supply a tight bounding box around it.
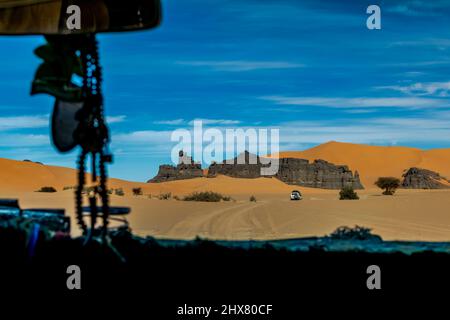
[275,141,450,187]
[1,141,450,241]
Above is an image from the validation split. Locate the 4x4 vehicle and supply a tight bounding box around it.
[290,190,302,201]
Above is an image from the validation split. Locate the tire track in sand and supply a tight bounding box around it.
[166,201,266,239]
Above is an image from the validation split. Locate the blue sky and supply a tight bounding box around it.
[1,0,450,181]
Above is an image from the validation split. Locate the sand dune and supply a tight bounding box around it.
[276,141,450,187]
[0,158,77,192]
[2,141,450,241]
[0,157,322,196]
[2,141,450,193]
[0,157,145,193]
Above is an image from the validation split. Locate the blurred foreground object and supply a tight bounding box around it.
[0,0,161,239]
[0,0,161,35]
[0,199,70,234]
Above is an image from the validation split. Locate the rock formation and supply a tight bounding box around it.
[148,163,203,183]
[148,150,364,189]
[401,167,450,189]
[207,151,268,179]
[276,158,364,189]
[207,151,363,189]
[148,150,204,183]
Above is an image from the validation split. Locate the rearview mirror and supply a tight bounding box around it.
[0,0,161,35]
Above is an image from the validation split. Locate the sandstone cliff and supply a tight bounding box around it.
[276,158,364,189]
[401,167,450,189]
[148,163,203,183]
[150,151,364,189]
[207,151,268,179]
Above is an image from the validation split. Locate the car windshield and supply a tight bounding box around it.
[5,0,447,255]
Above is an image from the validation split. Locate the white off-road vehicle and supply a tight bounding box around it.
[290,190,302,201]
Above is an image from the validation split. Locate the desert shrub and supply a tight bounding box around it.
[82,186,96,195]
[339,186,359,200]
[329,225,382,242]
[222,196,232,202]
[24,159,43,165]
[250,195,257,202]
[173,195,180,201]
[132,187,143,196]
[159,192,172,200]
[375,177,400,195]
[62,186,76,191]
[183,191,228,202]
[36,186,57,193]
[115,188,125,197]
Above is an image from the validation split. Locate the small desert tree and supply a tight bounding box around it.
[36,186,57,193]
[132,187,143,196]
[183,192,224,202]
[375,177,401,195]
[115,188,125,196]
[339,186,359,200]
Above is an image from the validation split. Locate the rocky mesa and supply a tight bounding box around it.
[402,167,450,189]
[149,151,364,190]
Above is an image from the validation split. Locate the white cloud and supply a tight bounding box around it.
[262,95,449,109]
[110,114,450,158]
[343,109,379,114]
[386,2,448,17]
[276,116,450,146]
[176,60,304,72]
[0,115,48,131]
[378,81,450,97]
[387,5,432,16]
[383,60,450,67]
[106,115,127,124]
[113,130,173,144]
[0,114,125,132]
[391,38,450,48]
[0,134,48,147]
[152,118,242,126]
[188,119,241,125]
[154,119,185,125]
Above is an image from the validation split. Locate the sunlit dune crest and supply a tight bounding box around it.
[272,141,450,187]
